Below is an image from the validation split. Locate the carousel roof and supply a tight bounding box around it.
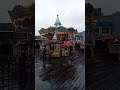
[8,3,34,20]
[40,26,67,33]
[39,15,77,33]
[56,26,67,32]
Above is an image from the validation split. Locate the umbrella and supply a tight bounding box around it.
[61,42,73,47]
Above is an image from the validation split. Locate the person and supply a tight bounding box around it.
[42,45,47,68]
[70,46,73,54]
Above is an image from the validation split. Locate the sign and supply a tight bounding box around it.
[96,22,112,27]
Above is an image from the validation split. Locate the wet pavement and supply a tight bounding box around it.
[0,56,34,90]
[86,53,120,90]
[35,50,85,90]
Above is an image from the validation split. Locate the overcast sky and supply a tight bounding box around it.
[1,0,120,35]
[35,0,85,35]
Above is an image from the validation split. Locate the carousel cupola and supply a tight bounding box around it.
[54,15,62,28]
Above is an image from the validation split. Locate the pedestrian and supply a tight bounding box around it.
[70,46,73,54]
[42,45,47,68]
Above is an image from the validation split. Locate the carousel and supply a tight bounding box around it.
[39,15,77,57]
[48,33,73,57]
[39,15,77,42]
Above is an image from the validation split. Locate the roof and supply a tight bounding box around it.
[76,35,82,37]
[56,26,67,31]
[76,31,85,37]
[8,3,35,20]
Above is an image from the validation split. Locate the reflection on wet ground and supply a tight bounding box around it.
[35,51,85,90]
[86,53,120,90]
[0,56,34,90]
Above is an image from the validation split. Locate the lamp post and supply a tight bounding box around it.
[72,31,75,51]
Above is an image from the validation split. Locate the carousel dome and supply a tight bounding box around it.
[54,15,62,27]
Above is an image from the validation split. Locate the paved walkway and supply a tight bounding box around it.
[0,56,34,90]
[35,51,85,90]
[86,53,120,90]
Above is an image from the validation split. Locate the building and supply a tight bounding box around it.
[86,3,120,61]
[104,12,120,59]
[75,31,85,41]
[109,12,120,40]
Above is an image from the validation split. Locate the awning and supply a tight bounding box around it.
[61,42,73,47]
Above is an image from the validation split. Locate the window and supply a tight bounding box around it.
[101,27,110,34]
[95,28,100,33]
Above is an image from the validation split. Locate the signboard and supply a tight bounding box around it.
[49,43,61,57]
[96,22,112,27]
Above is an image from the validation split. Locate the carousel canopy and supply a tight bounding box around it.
[56,26,67,32]
[8,3,34,21]
[8,3,35,29]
